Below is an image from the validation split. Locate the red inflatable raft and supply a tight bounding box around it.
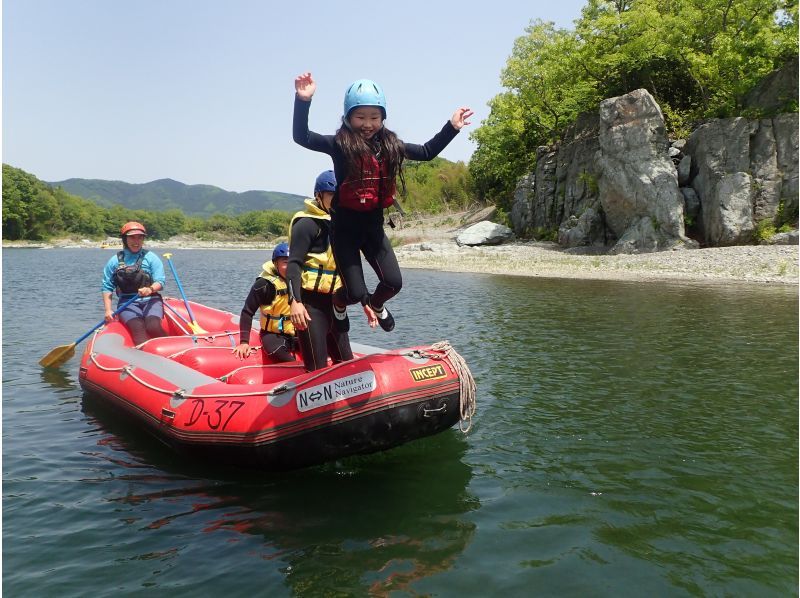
[78,297,476,470]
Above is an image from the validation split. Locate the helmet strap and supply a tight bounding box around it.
[314,193,331,214]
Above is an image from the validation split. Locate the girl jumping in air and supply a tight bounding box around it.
[293,72,472,332]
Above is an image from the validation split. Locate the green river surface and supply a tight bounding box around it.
[3,248,798,596]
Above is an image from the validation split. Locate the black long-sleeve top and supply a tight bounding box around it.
[292,96,461,194]
[286,215,331,305]
[238,277,277,341]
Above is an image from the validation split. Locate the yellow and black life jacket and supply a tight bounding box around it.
[257,261,294,336]
[288,199,343,295]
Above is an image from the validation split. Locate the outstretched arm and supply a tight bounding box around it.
[292,73,336,153]
[403,106,474,162]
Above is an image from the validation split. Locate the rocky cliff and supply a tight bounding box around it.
[511,61,799,253]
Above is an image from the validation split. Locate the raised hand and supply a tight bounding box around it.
[450,107,474,130]
[294,72,316,101]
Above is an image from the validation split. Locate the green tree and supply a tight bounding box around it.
[235,210,291,238]
[2,164,62,239]
[470,0,798,207]
[400,158,474,213]
[57,188,106,236]
[2,164,35,239]
[204,213,238,234]
[142,209,186,239]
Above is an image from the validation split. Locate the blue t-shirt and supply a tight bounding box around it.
[102,248,167,302]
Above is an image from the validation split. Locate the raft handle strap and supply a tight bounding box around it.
[422,402,447,417]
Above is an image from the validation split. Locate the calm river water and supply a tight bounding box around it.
[3,248,798,596]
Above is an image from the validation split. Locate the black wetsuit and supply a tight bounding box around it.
[287,215,353,371]
[293,96,460,310]
[238,278,295,362]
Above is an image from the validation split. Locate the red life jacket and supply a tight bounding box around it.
[336,154,396,211]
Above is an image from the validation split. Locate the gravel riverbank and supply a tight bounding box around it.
[5,221,798,285]
[395,241,799,285]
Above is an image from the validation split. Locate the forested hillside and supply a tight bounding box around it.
[469,0,798,210]
[2,164,291,241]
[3,157,474,241]
[48,177,306,217]
[49,159,475,218]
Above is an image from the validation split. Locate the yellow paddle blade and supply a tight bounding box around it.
[39,343,77,368]
[188,321,208,334]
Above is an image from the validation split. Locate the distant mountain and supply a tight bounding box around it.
[46,177,306,217]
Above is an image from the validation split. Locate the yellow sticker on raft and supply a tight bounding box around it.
[409,364,447,382]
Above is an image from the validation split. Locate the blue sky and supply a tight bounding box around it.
[3,0,586,197]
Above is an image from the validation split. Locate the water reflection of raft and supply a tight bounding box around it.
[78,297,476,471]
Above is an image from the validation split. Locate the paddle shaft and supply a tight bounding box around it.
[162,300,193,326]
[39,295,144,367]
[75,294,141,345]
[162,255,200,325]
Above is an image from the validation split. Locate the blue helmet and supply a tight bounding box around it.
[272,242,289,261]
[343,79,386,120]
[314,170,337,195]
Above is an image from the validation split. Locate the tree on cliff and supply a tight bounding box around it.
[470,0,799,210]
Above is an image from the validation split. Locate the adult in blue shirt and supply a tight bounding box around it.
[101,221,168,345]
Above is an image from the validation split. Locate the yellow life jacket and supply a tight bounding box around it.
[288,199,342,295]
[257,261,294,336]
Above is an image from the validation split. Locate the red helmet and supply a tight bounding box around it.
[120,221,147,237]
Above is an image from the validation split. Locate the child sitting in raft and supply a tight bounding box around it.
[233,243,297,363]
